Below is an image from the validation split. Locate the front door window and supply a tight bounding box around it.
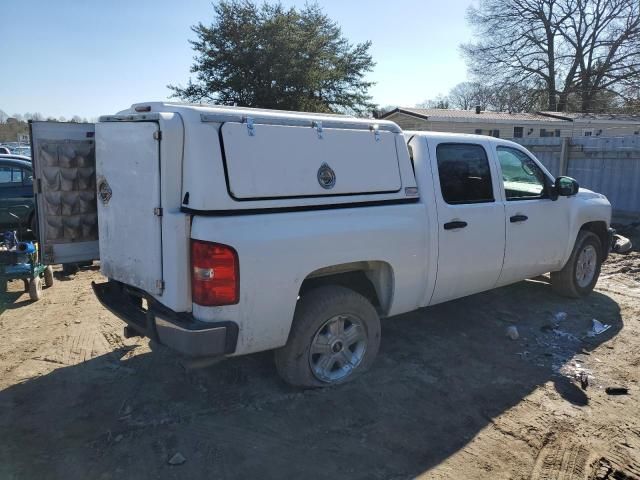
[497,146,546,200]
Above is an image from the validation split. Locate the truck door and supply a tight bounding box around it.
[95,121,163,295]
[428,140,506,305]
[30,121,100,264]
[493,145,570,286]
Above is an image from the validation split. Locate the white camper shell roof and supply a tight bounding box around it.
[101,102,417,212]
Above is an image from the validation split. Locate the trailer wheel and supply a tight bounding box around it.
[29,276,42,301]
[551,231,602,298]
[44,266,54,288]
[275,286,381,388]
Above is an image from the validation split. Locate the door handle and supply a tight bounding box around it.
[510,214,528,223]
[443,221,468,230]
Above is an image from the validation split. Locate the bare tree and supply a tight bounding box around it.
[417,94,450,109]
[448,82,479,110]
[444,82,544,112]
[462,0,640,112]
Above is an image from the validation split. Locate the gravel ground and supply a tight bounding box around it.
[0,237,639,479]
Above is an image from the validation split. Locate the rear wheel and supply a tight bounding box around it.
[551,231,602,298]
[275,285,381,387]
[44,266,54,288]
[29,276,42,301]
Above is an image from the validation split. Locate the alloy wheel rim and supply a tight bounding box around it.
[576,244,597,288]
[309,314,367,383]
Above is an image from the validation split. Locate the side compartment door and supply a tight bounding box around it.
[30,121,99,264]
[429,141,506,305]
[494,145,570,286]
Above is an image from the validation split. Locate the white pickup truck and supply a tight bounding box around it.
[30,103,615,387]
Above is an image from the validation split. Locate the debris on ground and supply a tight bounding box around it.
[612,234,632,254]
[506,325,519,340]
[605,387,629,396]
[588,319,612,337]
[553,311,567,322]
[580,372,589,390]
[168,452,186,466]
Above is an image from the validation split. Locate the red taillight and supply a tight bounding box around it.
[191,240,239,306]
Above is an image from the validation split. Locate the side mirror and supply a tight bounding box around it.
[555,176,579,197]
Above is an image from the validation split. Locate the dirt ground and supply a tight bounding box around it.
[1,236,639,480]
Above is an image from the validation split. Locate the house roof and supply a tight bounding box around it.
[382,108,568,123]
[537,111,640,123]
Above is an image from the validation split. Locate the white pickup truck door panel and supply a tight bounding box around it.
[95,121,163,295]
[493,145,570,286]
[428,140,506,305]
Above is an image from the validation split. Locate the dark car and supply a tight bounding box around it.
[0,155,34,233]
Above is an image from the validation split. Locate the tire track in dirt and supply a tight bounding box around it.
[530,438,591,480]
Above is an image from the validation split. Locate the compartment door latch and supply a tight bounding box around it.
[312,121,323,139]
[243,116,255,136]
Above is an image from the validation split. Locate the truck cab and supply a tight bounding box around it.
[407,132,612,305]
[30,104,614,388]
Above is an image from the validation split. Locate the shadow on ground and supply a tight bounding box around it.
[0,279,622,479]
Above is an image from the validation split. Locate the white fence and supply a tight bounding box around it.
[516,136,640,218]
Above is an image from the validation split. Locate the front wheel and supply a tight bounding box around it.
[29,276,43,301]
[275,286,381,388]
[551,231,602,298]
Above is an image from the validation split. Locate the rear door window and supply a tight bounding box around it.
[436,143,494,204]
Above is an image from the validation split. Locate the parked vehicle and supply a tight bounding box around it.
[0,222,54,301]
[30,104,615,387]
[0,155,35,233]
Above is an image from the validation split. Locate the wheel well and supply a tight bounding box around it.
[299,261,393,316]
[580,221,609,260]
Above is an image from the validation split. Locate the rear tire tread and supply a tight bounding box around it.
[275,285,381,388]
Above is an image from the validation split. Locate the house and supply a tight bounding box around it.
[380,107,640,138]
[537,112,640,137]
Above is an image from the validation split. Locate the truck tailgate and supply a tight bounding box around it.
[96,122,163,295]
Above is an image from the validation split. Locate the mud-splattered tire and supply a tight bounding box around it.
[44,266,54,288]
[275,286,381,388]
[551,231,602,298]
[29,276,42,301]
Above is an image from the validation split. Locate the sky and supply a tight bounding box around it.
[0,0,474,119]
